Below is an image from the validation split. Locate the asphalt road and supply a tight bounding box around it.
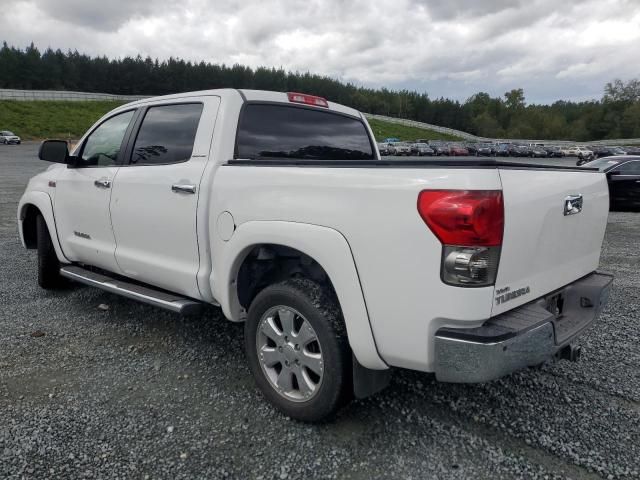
[1,144,639,479]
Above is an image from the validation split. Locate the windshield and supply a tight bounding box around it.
[1,131,15,136]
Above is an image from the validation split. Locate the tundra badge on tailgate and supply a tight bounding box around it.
[495,286,531,305]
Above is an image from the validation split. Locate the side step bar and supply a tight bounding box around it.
[60,265,204,315]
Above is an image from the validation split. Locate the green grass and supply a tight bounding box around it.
[366,117,463,142]
[0,100,126,140]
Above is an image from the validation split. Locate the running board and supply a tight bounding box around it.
[60,265,204,315]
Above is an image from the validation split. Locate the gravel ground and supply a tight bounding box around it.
[1,144,638,480]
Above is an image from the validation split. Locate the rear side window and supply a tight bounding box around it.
[235,104,374,160]
[130,103,203,165]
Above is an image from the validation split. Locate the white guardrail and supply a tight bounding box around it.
[1,89,637,145]
[0,88,149,102]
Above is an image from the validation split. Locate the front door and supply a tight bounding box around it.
[54,109,136,272]
[109,98,220,299]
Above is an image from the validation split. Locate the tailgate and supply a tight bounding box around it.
[493,168,609,315]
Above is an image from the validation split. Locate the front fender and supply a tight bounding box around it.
[211,220,387,370]
[18,190,70,263]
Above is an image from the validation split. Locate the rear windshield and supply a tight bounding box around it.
[235,104,374,160]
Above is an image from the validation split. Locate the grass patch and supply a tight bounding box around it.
[366,117,463,142]
[0,100,126,140]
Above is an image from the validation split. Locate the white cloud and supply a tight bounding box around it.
[1,0,639,103]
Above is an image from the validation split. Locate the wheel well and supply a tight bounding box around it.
[236,244,335,310]
[22,204,40,249]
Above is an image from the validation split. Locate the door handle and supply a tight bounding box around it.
[171,184,196,194]
[94,179,111,189]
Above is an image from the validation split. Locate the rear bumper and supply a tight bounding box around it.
[434,271,613,383]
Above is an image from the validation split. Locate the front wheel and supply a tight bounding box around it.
[36,214,66,289]
[244,278,351,422]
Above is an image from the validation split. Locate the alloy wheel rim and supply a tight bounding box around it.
[256,305,324,402]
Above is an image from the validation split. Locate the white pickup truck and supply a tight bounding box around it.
[19,89,613,421]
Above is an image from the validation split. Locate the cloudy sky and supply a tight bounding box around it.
[2,0,639,103]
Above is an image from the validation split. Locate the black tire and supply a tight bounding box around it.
[244,278,351,422]
[36,214,65,289]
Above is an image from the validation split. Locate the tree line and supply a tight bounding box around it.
[1,42,639,141]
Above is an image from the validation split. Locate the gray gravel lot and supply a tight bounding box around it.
[1,144,639,479]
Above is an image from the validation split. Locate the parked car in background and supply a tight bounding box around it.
[623,146,640,155]
[466,143,478,155]
[0,130,21,144]
[448,144,469,156]
[593,146,626,158]
[512,145,532,157]
[577,147,595,161]
[559,146,573,156]
[431,143,449,156]
[474,144,494,156]
[495,143,511,156]
[392,142,412,156]
[544,146,564,158]
[567,146,594,160]
[385,143,398,155]
[410,143,434,156]
[378,143,392,156]
[583,156,640,210]
[530,146,548,158]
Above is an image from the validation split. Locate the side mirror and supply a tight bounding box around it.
[38,140,72,164]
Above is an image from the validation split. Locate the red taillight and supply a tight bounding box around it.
[417,190,504,246]
[287,92,329,108]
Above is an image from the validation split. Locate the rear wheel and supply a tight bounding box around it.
[36,214,65,289]
[244,278,351,422]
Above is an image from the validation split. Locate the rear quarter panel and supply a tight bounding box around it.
[211,165,502,372]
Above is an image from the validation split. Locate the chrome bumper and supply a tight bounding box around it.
[434,272,614,383]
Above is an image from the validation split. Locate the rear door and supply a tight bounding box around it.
[109,97,220,299]
[493,167,609,315]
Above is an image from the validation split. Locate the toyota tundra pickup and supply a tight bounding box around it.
[18,89,613,421]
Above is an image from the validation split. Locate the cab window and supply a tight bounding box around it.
[235,104,374,161]
[130,103,203,165]
[80,111,135,167]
